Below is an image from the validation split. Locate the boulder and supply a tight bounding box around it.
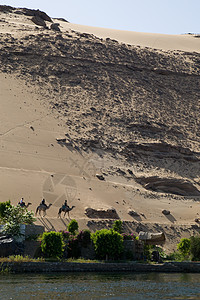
[162,209,170,215]
[34,9,52,22]
[56,137,66,143]
[51,23,61,32]
[128,210,140,217]
[23,8,52,22]
[31,15,46,27]
[96,174,105,181]
[0,5,13,12]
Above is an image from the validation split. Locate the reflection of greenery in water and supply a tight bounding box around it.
[0,273,200,299]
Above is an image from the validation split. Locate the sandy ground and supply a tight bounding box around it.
[0,6,200,253]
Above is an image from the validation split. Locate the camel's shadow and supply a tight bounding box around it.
[37,217,56,231]
[60,218,69,227]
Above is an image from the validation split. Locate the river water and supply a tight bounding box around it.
[0,272,200,299]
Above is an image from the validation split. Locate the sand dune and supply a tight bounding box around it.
[0,6,200,252]
[58,21,200,53]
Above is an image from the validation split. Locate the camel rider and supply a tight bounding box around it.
[41,198,47,208]
[62,200,69,209]
[19,197,25,207]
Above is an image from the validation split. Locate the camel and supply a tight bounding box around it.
[58,205,75,218]
[35,203,52,217]
[18,202,32,209]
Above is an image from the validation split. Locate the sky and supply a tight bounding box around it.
[2,0,200,35]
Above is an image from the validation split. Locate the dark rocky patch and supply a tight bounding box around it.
[162,210,171,215]
[85,207,119,219]
[31,15,47,27]
[135,176,200,196]
[96,174,105,181]
[128,210,140,217]
[51,23,61,32]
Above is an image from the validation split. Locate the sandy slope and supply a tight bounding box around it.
[58,21,200,53]
[0,6,200,252]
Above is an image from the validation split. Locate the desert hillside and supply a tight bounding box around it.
[0,5,200,252]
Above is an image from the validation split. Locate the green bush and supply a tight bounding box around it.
[0,201,11,221]
[166,251,184,262]
[91,229,124,260]
[143,244,151,261]
[112,220,123,234]
[177,238,191,257]
[41,231,64,258]
[67,219,79,235]
[190,235,200,261]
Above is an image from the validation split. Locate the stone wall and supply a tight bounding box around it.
[123,240,144,260]
[25,224,44,237]
[2,261,200,273]
[24,241,41,257]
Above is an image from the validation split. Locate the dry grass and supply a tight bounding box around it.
[0,255,44,263]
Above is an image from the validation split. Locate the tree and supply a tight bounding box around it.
[41,231,64,258]
[67,219,79,235]
[91,229,124,260]
[112,220,123,234]
[190,235,200,261]
[177,238,191,257]
[2,205,35,237]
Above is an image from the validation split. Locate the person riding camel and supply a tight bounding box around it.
[40,198,47,208]
[18,197,25,207]
[62,200,69,210]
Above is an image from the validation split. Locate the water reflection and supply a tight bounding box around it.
[0,272,200,299]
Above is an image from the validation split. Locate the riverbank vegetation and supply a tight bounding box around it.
[1,202,200,264]
[38,219,200,263]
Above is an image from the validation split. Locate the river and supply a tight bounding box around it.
[0,272,200,299]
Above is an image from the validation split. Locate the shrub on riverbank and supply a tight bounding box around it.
[190,235,200,261]
[177,238,191,258]
[91,229,124,260]
[167,235,200,262]
[41,232,64,259]
[67,219,79,235]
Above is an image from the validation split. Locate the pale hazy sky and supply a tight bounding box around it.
[2,0,200,34]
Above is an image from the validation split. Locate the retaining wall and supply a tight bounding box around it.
[2,261,200,273]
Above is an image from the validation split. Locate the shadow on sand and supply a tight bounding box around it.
[37,217,56,231]
[164,213,177,223]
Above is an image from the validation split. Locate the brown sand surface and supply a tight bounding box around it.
[0,6,200,253]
